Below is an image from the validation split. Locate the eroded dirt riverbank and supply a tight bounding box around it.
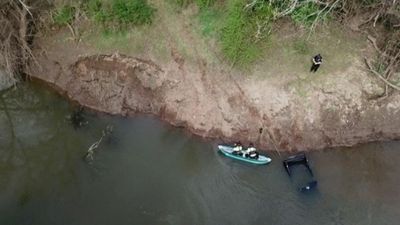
[28,46,400,151]
[2,0,400,151]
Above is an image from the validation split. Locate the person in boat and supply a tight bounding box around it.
[245,143,259,159]
[232,142,243,155]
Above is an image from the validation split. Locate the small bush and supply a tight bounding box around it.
[291,3,320,26]
[85,0,102,16]
[221,1,273,67]
[53,5,75,25]
[82,0,155,30]
[85,0,110,24]
[111,0,155,26]
[195,0,215,9]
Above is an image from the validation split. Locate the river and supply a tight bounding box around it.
[0,83,399,225]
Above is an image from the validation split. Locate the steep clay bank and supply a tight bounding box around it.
[29,47,400,151]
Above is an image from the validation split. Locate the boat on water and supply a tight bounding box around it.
[218,145,272,165]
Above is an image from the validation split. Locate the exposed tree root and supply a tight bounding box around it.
[0,0,49,81]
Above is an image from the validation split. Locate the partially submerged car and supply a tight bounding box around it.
[283,153,317,192]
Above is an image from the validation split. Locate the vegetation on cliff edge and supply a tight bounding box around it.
[0,0,399,91]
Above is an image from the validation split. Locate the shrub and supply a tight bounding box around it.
[291,3,320,26]
[195,0,215,9]
[85,0,110,24]
[82,0,155,30]
[53,5,75,25]
[111,0,155,26]
[221,0,274,66]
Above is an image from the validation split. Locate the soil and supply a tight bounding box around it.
[27,2,400,151]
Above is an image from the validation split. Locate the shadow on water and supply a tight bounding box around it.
[0,83,400,225]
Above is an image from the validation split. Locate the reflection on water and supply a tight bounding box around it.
[0,83,400,225]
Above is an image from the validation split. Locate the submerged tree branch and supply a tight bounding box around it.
[85,125,113,162]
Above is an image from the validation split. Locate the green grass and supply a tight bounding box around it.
[373,59,387,74]
[53,5,75,26]
[54,0,155,30]
[221,0,274,67]
[173,0,193,8]
[65,0,360,76]
[197,8,222,37]
[90,28,143,52]
[55,0,334,69]
[195,0,215,9]
[111,0,155,26]
[250,21,365,92]
[171,0,215,9]
[291,2,321,26]
[85,28,147,57]
[292,39,310,55]
[83,19,170,63]
[85,0,110,24]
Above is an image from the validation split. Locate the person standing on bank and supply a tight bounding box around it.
[310,54,322,72]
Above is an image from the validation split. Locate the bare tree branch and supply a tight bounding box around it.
[18,0,32,17]
[276,0,299,18]
[364,58,400,91]
[85,125,113,162]
[367,35,390,59]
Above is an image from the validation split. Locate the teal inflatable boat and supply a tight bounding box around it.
[218,145,272,165]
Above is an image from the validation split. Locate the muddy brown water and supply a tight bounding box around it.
[0,83,399,225]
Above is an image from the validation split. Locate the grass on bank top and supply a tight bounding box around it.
[53,5,75,26]
[173,0,216,9]
[219,0,274,68]
[175,0,328,68]
[63,0,364,82]
[252,23,365,99]
[54,0,336,69]
[54,0,155,30]
[197,8,223,37]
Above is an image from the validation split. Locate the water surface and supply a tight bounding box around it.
[0,83,399,225]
